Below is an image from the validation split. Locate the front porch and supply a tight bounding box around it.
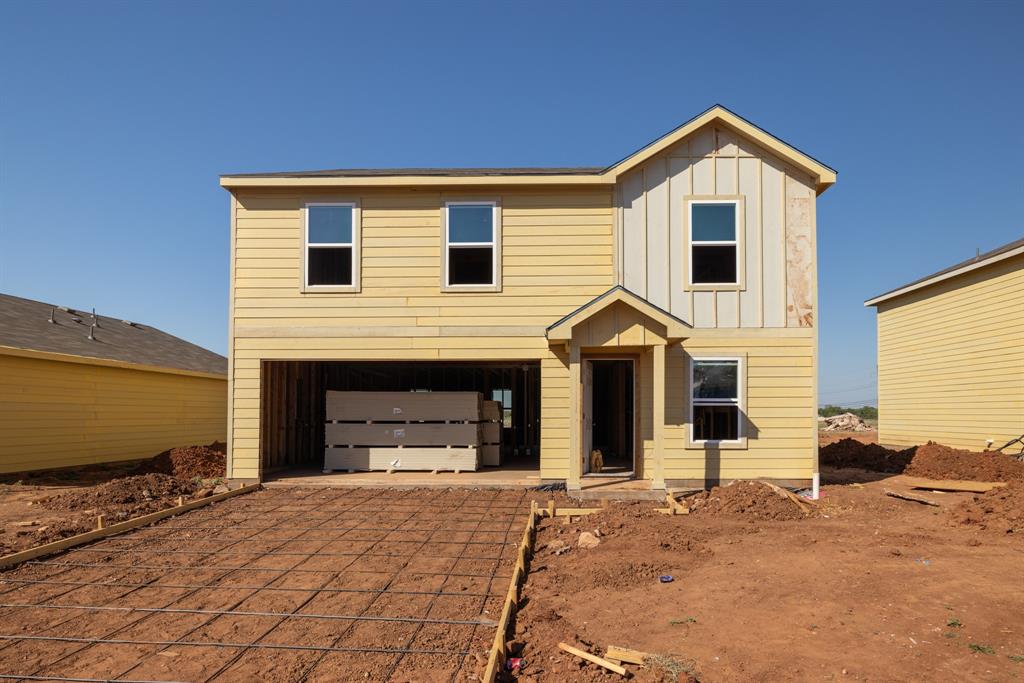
[545,286,691,492]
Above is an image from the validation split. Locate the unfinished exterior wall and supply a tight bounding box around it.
[229,188,615,479]
[616,123,817,330]
[0,351,227,473]
[876,253,1024,451]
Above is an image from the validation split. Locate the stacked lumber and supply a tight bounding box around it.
[480,400,503,467]
[323,391,484,472]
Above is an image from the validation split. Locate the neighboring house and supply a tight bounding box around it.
[0,294,228,473]
[220,105,836,490]
[865,237,1024,451]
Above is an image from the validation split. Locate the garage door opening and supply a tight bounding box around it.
[259,361,540,480]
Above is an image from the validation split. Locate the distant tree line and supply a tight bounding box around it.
[818,405,878,420]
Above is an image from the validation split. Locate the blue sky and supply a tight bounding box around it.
[1,1,1021,406]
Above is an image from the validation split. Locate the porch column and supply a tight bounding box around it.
[652,342,666,489]
[567,342,582,490]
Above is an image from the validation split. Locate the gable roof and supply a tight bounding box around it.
[546,286,691,342]
[0,293,227,377]
[864,236,1024,307]
[221,105,836,195]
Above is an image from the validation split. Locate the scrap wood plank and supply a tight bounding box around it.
[885,489,941,507]
[559,642,627,676]
[901,477,1007,493]
[605,645,649,665]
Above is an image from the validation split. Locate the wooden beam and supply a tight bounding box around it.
[605,645,649,665]
[558,642,627,676]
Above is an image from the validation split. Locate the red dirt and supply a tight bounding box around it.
[905,442,1024,482]
[511,482,1024,682]
[818,429,878,447]
[134,441,227,480]
[819,438,915,473]
[688,481,809,521]
[820,438,1024,482]
[950,481,1024,534]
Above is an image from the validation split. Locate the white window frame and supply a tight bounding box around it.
[684,197,744,291]
[687,354,747,448]
[442,200,501,292]
[303,201,360,293]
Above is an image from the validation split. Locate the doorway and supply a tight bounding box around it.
[582,358,635,477]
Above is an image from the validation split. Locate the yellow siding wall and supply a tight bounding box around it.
[663,331,816,482]
[876,254,1024,451]
[0,353,227,474]
[230,189,616,478]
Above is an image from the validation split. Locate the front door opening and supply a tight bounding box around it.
[584,358,635,477]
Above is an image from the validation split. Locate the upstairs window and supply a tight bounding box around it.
[305,203,357,289]
[445,202,498,289]
[688,200,739,286]
[691,358,742,441]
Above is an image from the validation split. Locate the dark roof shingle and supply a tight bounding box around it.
[0,293,227,376]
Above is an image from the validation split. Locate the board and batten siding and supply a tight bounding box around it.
[229,189,616,478]
[0,352,227,473]
[617,124,816,330]
[876,253,1024,451]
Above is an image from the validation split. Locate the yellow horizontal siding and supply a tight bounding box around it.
[0,354,227,473]
[876,253,1024,451]
[661,333,816,480]
[229,189,616,478]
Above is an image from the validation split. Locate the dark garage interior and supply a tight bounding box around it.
[260,360,541,474]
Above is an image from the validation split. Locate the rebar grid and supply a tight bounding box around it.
[0,487,383,678]
[0,487,532,682]
[0,488,326,659]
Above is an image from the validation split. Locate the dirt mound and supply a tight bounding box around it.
[134,441,226,480]
[950,481,1024,534]
[820,438,914,473]
[38,473,198,516]
[689,481,808,521]
[904,442,1024,482]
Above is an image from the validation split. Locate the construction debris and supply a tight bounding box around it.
[885,489,941,507]
[903,477,1007,493]
[558,642,627,676]
[819,412,874,432]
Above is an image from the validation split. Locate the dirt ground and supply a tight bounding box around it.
[0,443,228,555]
[511,476,1024,683]
[818,429,878,447]
[0,486,570,682]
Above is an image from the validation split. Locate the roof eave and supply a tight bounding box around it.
[865,242,1024,307]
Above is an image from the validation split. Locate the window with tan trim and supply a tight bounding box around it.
[689,356,746,445]
[442,201,501,292]
[304,202,360,292]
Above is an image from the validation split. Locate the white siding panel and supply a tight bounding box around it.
[645,158,670,309]
[622,170,646,296]
[739,157,761,327]
[668,157,691,322]
[762,159,785,327]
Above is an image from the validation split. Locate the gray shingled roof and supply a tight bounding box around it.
[0,293,227,376]
[223,166,604,179]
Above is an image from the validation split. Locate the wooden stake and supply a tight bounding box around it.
[176,496,184,507]
[95,515,105,531]
[558,642,627,676]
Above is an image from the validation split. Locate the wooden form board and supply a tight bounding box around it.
[325,391,482,422]
[325,422,480,447]
[324,447,478,472]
